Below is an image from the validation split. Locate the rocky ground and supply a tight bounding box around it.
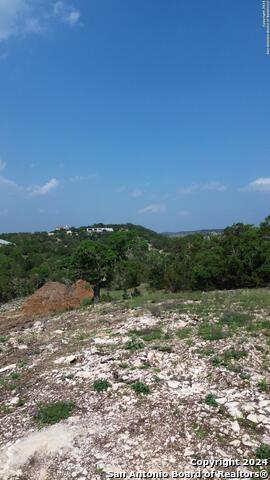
[0,288,270,479]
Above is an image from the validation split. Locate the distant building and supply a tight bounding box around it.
[55,225,70,231]
[48,232,55,236]
[0,239,15,246]
[66,230,73,235]
[86,227,114,234]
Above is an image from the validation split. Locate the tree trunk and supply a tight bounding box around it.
[93,284,100,304]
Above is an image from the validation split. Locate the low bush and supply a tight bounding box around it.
[35,400,75,425]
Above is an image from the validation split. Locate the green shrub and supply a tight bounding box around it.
[35,400,75,425]
[0,336,8,343]
[93,378,111,392]
[255,443,270,459]
[81,296,92,307]
[122,289,130,300]
[221,311,253,329]
[125,337,144,350]
[176,327,192,339]
[212,348,247,367]
[131,381,150,395]
[100,292,113,302]
[257,378,269,392]
[131,287,141,297]
[153,344,172,353]
[129,327,163,342]
[198,322,229,341]
[204,393,218,407]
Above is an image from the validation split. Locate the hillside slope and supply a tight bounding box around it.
[0,289,270,478]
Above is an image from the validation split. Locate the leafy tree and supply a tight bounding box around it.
[71,240,116,301]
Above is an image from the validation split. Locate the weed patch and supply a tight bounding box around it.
[204,393,218,407]
[93,378,111,392]
[176,327,193,339]
[131,381,150,395]
[125,337,144,350]
[129,328,163,342]
[35,401,75,425]
[198,322,229,341]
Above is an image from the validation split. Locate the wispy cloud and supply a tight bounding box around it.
[138,203,167,214]
[241,177,270,192]
[70,174,98,183]
[53,1,80,26]
[29,178,60,197]
[131,189,143,198]
[180,181,227,194]
[0,175,18,188]
[0,159,6,170]
[0,0,81,43]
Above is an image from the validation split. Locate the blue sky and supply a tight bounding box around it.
[0,0,269,233]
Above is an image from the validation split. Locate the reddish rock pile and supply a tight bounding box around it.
[21,280,94,316]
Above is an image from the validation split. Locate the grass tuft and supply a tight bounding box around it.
[131,381,150,395]
[93,378,111,392]
[204,393,218,407]
[35,400,75,425]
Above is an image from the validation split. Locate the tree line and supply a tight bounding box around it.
[1,216,270,303]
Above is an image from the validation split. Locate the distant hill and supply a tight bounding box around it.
[162,228,224,237]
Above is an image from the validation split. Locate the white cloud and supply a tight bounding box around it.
[131,189,143,198]
[0,0,26,41]
[0,159,6,170]
[29,178,60,197]
[138,203,167,214]
[0,175,18,188]
[202,181,227,192]
[180,183,200,194]
[242,177,270,192]
[0,0,81,42]
[53,1,80,26]
[24,17,43,34]
[180,181,227,194]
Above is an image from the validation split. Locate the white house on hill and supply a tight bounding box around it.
[0,239,15,246]
[86,227,114,234]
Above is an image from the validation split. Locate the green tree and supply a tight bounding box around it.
[71,241,116,301]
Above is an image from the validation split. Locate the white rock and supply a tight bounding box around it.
[93,337,116,345]
[216,397,227,405]
[8,397,19,405]
[177,321,188,328]
[0,419,84,480]
[230,440,241,447]
[0,364,16,374]
[242,403,255,414]
[247,414,259,424]
[54,355,76,365]
[75,371,92,379]
[167,380,180,389]
[226,402,243,419]
[231,421,240,434]
[184,448,194,456]
[242,434,258,448]
[259,415,270,425]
